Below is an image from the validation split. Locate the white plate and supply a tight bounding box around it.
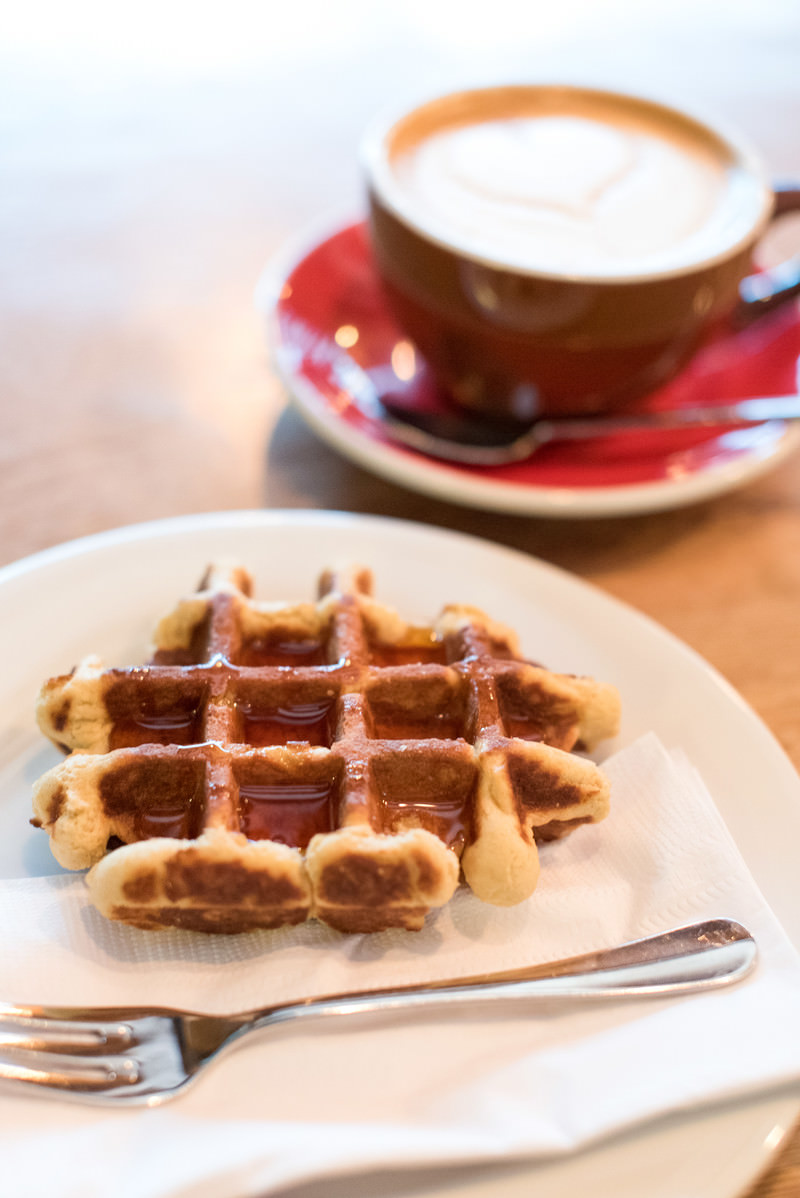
[1,509,798,1198]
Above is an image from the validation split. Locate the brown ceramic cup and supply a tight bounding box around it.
[361,85,800,420]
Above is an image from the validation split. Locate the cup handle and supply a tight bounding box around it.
[736,183,800,325]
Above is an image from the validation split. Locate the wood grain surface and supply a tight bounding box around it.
[1,2,799,1192]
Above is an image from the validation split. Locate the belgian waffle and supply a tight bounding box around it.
[32,565,620,933]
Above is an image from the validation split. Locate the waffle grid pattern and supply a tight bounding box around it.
[32,565,620,933]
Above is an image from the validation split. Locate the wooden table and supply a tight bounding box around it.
[1,3,799,1193]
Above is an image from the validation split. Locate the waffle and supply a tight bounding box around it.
[32,564,620,933]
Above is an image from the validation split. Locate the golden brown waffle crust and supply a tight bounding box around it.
[33,564,620,934]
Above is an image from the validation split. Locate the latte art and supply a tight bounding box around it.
[389,106,757,278]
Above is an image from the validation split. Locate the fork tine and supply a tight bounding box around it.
[0,1014,199,1104]
[0,1050,140,1092]
[0,1016,135,1055]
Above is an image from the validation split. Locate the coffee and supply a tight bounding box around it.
[384,89,764,279]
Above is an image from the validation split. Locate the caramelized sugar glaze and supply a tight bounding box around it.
[32,565,620,932]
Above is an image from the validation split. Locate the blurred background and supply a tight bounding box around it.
[1,0,799,557]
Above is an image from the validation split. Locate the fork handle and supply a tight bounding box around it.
[237,919,756,1038]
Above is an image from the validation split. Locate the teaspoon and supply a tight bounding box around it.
[333,354,800,467]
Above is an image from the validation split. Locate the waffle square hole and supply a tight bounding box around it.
[100,757,206,842]
[372,753,477,853]
[235,618,333,667]
[365,675,467,740]
[367,630,447,667]
[497,675,576,746]
[151,612,212,665]
[105,678,208,748]
[234,682,338,747]
[234,760,340,848]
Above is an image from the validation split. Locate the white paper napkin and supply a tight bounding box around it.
[1,733,799,1198]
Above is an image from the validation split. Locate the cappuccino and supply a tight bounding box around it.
[383,88,766,279]
[363,85,782,418]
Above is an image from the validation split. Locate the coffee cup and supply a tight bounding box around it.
[361,84,800,420]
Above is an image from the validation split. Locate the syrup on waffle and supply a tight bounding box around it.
[32,565,620,933]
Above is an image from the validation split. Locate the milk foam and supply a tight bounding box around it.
[390,110,748,277]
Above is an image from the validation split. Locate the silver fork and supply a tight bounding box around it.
[0,918,755,1106]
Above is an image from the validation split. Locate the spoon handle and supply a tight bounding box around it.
[539,396,800,441]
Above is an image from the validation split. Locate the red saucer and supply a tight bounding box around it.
[262,220,800,516]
